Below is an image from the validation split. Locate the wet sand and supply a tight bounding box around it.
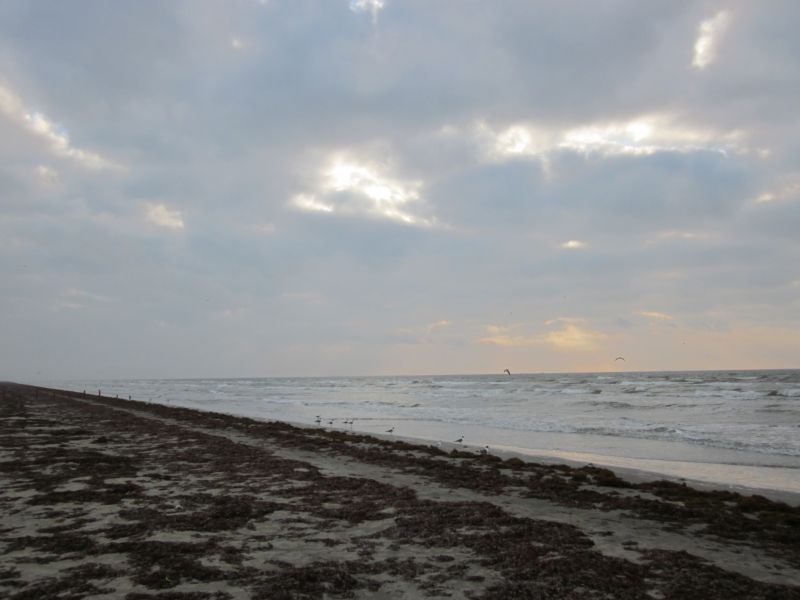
[2,382,800,599]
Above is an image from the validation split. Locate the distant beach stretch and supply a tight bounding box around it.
[2,382,800,598]
[42,370,800,495]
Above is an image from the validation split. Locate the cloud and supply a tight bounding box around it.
[0,83,118,170]
[561,240,585,249]
[479,114,748,166]
[544,322,606,351]
[290,155,433,226]
[291,193,334,213]
[35,164,59,185]
[638,311,673,320]
[478,328,540,348]
[479,319,606,352]
[2,2,800,378]
[754,175,800,204]
[393,319,453,344]
[54,287,112,311]
[145,203,184,230]
[422,319,451,333]
[217,307,247,320]
[349,0,385,25]
[693,11,732,69]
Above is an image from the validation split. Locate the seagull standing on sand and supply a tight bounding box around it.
[454,436,464,444]
[386,427,395,433]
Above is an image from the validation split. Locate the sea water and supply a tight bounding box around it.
[45,370,800,495]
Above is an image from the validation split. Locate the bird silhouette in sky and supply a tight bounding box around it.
[615,356,626,362]
[504,368,511,375]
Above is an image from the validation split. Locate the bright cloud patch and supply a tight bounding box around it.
[0,84,117,170]
[349,0,385,25]
[481,115,744,165]
[424,320,451,333]
[544,321,606,351]
[693,11,731,69]
[479,319,605,352]
[145,203,184,230]
[291,193,334,213]
[638,311,673,320]
[561,240,585,249]
[754,176,800,204]
[290,156,431,226]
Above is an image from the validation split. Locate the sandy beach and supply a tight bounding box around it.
[2,382,800,599]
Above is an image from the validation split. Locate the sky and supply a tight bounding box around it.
[1,0,798,380]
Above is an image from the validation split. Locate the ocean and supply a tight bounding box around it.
[45,370,800,495]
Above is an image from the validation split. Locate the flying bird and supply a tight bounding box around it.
[504,369,511,375]
[615,356,626,362]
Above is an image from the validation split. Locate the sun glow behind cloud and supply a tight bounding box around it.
[291,156,432,226]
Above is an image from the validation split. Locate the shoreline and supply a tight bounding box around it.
[361,429,800,505]
[19,380,800,503]
[342,428,800,506]
[33,378,800,502]
[3,382,800,598]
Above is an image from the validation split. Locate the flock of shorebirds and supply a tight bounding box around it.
[313,414,490,454]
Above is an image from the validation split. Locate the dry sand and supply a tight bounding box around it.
[2,382,800,599]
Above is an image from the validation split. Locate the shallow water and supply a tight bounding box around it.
[44,370,800,493]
